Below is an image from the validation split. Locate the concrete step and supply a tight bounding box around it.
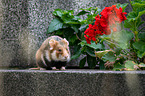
[0,69,144,96]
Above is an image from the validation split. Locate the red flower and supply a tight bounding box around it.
[84,5,127,44]
[104,27,111,35]
[101,7,112,19]
[84,24,98,44]
[100,16,108,28]
[92,37,96,41]
[118,7,127,22]
[84,35,91,44]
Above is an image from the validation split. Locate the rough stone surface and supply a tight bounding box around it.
[0,69,144,96]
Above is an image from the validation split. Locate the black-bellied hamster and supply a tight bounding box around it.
[31,36,70,70]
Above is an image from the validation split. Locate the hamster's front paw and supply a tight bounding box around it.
[60,67,66,70]
[40,68,46,70]
[52,67,59,70]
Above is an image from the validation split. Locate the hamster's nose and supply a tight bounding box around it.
[64,55,68,59]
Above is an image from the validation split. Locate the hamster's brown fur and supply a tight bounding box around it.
[31,36,70,70]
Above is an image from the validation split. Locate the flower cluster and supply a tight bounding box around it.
[84,5,127,44]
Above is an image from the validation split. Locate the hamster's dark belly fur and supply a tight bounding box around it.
[51,61,67,69]
[38,53,67,70]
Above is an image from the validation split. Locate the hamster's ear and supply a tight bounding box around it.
[61,38,69,47]
[49,39,58,50]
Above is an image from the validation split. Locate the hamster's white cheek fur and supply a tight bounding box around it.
[51,50,57,60]
[51,50,70,61]
[51,50,62,61]
[64,49,71,62]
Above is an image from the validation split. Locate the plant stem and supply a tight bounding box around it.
[133,20,139,42]
[76,33,82,41]
[120,54,134,61]
[129,0,134,11]
[139,26,145,32]
[134,31,139,42]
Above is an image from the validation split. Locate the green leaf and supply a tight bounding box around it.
[69,35,78,44]
[63,28,74,41]
[87,42,103,50]
[87,55,97,69]
[129,3,145,19]
[79,56,86,68]
[79,40,86,47]
[139,63,145,68]
[102,51,116,62]
[137,10,145,19]
[127,12,138,21]
[132,0,144,3]
[114,48,122,56]
[105,40,117,49]
[79,24,88,32]
[132,3,145,11]
[86,15,94,22]
[112,30,134,49]
[80,7,93,11]
[138,21,144,28]
[116,3,128,12]
[53,9,64,17]
[86,47,96,57]
[55,30,63,35]
[99,59,105,70]
[70,24,80,33]
[95,50,111,58]
[79,41,103,49]
[97,8,102,13]
[64,21,80,24]
[74,16,80,20]
[132,2,145,6]
[137,51,145,58]
[73,44,81,54]
[71,49,81,60]
[136,18,144,28]
[133,41,145,52]
[124,19,134,28]
[133,41,145,58]
[61,12,80,24]
[138,33,145,41]
[113,63,125,71]
[77,10,89,16]
[125,60,137,70]
[47,18,63,33]
[53,9,79,25]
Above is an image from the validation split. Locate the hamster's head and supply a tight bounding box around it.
[49,38,70,62]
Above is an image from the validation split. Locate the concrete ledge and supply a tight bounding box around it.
[0,70,144,96]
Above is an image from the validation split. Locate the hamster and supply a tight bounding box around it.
[31,36,70,70]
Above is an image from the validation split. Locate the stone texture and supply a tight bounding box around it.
[0,70,144,96]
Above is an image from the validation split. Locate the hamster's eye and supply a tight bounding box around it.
[58,49,62,52]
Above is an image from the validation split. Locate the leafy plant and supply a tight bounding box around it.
[47,0,145,70]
